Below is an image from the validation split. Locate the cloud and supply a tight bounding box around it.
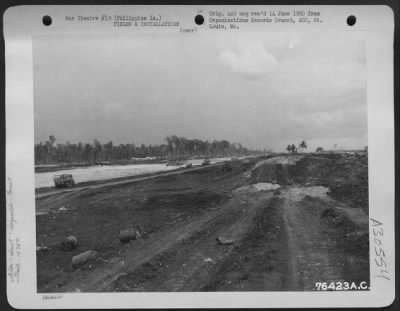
[219,42,278,78]
[102,101,124,114]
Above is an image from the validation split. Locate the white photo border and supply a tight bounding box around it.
[4,5,395,309]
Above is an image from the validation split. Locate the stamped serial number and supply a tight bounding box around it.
[315,281,369,291]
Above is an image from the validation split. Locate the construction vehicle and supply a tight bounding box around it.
[202,159,211,166]
[53,174,75,188]
[166,160,185,166]
[221,161,233,172]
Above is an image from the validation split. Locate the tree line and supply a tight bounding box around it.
[34,135,266,164]
[286,140,307,153]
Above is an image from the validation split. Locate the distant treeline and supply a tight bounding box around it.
[34,135,267,164]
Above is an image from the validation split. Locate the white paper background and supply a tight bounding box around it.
[4,5,395,309]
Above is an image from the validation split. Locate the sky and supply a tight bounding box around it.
[33,31,367,152]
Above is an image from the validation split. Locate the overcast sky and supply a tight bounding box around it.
[34,31,366,151]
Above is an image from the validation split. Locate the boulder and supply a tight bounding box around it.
[72,250,98,268]
[61,236,78,251]
[119,227,142,243]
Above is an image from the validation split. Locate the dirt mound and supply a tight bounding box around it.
[320,206,368,257]
[299,194,328,207]
[250,162,291,185]
[289,153,367,182]
[345,231,369,251]
[328,181,368,209]
[253,155,302,168]
[289,153,368,211]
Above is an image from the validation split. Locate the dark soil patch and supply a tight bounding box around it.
[289,153,368,211]
[328,181,368,209]
[320,206,369,257]
[250,163,291,185]
[36,164,240,292]
[201,197,288,291]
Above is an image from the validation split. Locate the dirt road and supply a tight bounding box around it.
[36,163,226,200]
[36,153,369,292]
[280,187,369,290]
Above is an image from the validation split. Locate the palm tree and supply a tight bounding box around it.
[299,140,307,152]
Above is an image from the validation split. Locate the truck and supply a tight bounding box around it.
[202,159,211,166]
[166,160,184,166]
[53,174,75,188]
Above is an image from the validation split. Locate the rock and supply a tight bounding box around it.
[61,236,78,251]
[36,245,50,252]
[72,250,98,268]
[58,206,68,211]
[216,237,234,245]
[119,227,142,243]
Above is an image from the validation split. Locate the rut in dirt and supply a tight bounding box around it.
[36,153,369,292]
[281,190,369,290]
[200,155,369,291]
[106,192,273,292]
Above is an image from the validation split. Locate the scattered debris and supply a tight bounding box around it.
[119,227,142,243]
[72,250,98,268]
[36,245,50,252]
[61,236,78,251]
[96,257,110,263]
[216,237,234,245]
[242,171,252,178]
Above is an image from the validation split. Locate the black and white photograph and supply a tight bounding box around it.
[33,30,370,292]
[4,5,395,308]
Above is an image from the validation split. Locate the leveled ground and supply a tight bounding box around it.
[36,152,369,292]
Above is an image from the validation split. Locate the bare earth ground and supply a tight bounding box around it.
[36,153,369,292]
